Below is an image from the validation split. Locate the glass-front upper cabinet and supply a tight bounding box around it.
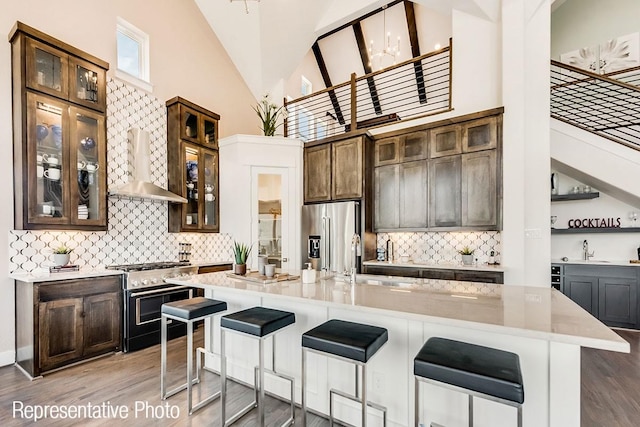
[69,107,106,227]
[68,57,107,112]
[11,22,109,230]
[28,94,67,227]
[18,22,107,113]
[167,97,220,233]
[183,144,200,229]
[202,150,219,230]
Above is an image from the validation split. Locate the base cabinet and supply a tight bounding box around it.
[562,265,639,329]
[16,275,122,377]
[598,277,637,327]
[564,275,599,318]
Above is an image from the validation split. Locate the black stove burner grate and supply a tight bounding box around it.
[106,261,191,272]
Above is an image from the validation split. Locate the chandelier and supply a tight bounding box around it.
[368,5,400,71]
[230,0,260,14]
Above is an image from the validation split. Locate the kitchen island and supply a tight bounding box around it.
[167,271,628,427]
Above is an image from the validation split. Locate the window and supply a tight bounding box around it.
[116,18,151,90]
[301,76,312,96]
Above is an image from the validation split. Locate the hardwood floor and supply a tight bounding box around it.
[581,328,640,427]
[0,328,331,426]
[1,327,637,426]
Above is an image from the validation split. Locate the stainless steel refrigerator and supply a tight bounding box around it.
[301,201,361,274]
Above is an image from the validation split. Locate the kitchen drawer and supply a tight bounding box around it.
[363,265,421,278]
[420,269,455,280]
[455,271,504,284]
[564,265,636,279]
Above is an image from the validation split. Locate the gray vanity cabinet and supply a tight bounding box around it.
[429,155,461,227]
[562,265,639,329]
[564,275,599,318]
[598,277,637,327]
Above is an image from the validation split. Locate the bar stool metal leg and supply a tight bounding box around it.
[161,315,168,398]
[469,394,474,427]
[301,347,307,426]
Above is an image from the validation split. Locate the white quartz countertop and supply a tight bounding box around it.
[167,271,628,353]
[10,269,123,283]
[364,259,505,272]
[551,258,640,267]
[191,260,233,267]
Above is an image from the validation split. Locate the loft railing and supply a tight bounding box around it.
[550,59,640,149]
[285,39,452,142]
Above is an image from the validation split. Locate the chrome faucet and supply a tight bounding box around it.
[583,240,594,261]
[350,234,361,284]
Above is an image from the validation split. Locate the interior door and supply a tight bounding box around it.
[252,167,290,271]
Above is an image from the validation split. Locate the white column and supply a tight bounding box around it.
[501,0,551,286]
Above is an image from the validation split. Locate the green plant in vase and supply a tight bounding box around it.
[253,94,286,136]
[232,241,252,275]
[458,246,475,266]
[52,245,73,267]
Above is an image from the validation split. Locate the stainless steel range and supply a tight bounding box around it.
[106,261,199,352]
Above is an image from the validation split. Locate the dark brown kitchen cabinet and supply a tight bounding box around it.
[374,165,400,229]
[11,22,109,231]
[374,161,428,231]
[400,161,428,228]
[429,124,461,158]
[14,22,107,112]
[304,143,332,202]
[400,131,428,162]
[16,275,122,378]
[167,97,220,233]
[462,150,497,227]
[374,137,400,166]
[303,135,370,203]
[332,137,364,200]
[462,116,497,152]
[429,155,461,227]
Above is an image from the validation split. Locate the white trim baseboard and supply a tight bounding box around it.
[0,350,15,367]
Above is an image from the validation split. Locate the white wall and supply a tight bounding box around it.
[0,0,256,366]
[551,0,640,59]
[551,172,640,261]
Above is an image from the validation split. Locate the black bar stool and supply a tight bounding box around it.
[160,297,227,414]
[220,306,296,427]
[301,319,388,426]
[414,337,525,427]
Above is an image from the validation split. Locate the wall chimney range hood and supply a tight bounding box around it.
[109,128,187,203]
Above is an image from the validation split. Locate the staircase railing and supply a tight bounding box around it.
[285,39,452,142]
[550,59,640,149]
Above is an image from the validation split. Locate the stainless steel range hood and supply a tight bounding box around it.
[109,128,187,203]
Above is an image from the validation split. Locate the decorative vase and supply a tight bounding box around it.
[53,253,70,266]
[234,263,247,275]
[461,254,473,265]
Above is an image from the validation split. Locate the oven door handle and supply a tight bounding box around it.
[130,285,188,297]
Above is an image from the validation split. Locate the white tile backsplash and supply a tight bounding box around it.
[376,231,501,264]
[9,79,232,273]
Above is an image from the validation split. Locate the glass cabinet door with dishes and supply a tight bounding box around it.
[11,22,108,230]
[167,97,220,233]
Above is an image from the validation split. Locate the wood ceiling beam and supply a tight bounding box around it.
[353,22,382,116]
[404,0,427,103]
[317,0,404,41]
[312,42,345,125]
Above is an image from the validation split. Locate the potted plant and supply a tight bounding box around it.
[253,94,286,136]
[232,241,252,275]
[458,246,475,265]
[52,245,73,266]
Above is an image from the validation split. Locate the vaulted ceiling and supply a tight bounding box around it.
[195,0,500,99]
